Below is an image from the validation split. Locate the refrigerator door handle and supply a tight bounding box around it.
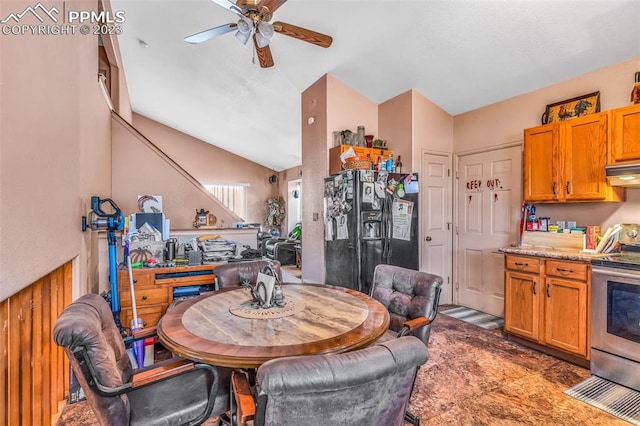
[383,199,392,263]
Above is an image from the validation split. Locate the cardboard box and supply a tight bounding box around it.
[586,225,602,250]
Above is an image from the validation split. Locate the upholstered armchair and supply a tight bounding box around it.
[229,336,429,426]
[370,264,443,345]
[212,259,282,289]
[370,264,443,425]
[262,222,301,266]
[53,293,228,426]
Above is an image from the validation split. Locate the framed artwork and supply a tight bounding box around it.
[541,91,600,124]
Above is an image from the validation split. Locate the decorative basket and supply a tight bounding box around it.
[343,159,373,170]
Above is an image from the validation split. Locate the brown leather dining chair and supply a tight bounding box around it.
[53,293,229,426]
[229,335,429,426]
[370,264,443,425]
[212,259,282,289]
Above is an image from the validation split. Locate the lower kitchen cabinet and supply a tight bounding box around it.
[504,254,590,363]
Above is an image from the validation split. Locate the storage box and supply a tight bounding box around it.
[521,231,585,251]
[129,240,164,264]
[586,225,602,250]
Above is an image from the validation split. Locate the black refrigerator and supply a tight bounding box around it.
[323,169,419,295]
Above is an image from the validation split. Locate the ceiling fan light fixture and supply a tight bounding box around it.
[255,32,270,48]
[237,18,252,34]
[257,21,274,39]
[235,29,251,44]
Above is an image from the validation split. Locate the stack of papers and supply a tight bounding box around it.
[199,238,237,263]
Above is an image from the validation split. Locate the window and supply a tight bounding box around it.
[204,183,248,220]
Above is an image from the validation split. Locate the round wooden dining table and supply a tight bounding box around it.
[157,283,390,368]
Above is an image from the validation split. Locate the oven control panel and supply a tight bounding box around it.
[619,223,640,245]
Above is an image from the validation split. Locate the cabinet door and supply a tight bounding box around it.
[562,112,608,201]
[504,270,540,341]
[610,104,640,163]
[523,124,560,201]
[543,277,588,357]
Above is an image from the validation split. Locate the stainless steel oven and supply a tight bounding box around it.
[591,264,640,391]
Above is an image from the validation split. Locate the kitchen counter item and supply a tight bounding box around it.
[499,246,617,262]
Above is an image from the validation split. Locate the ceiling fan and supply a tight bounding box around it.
[185,0,333,68]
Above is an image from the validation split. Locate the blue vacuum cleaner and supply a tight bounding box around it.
[82,196,124,327]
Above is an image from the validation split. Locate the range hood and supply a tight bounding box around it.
[606,163,640,187]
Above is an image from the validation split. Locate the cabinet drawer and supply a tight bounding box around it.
[505,255,540,273]
[546,260,588,281]
[120,305,167,329]
[120,287,168,308]
[118,270,154,287]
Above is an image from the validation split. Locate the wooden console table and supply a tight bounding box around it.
[117,264,221,328]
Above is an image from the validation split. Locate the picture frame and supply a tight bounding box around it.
[207,213,217,227]
[541,91,600,124]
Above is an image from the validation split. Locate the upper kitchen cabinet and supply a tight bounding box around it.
[609,103,640,164]
[523,123,559,201]
[523,112,624,203]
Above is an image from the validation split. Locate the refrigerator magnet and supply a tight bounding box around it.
[404,180,419,194]
[374,182,386,198]
[336,215,349,240]
[363,183,374,203]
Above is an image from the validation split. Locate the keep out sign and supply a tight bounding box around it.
[466,178,504,190]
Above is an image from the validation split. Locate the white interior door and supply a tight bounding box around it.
[421,152,453,304]
[287,179,302,233]
[455,145,522,316]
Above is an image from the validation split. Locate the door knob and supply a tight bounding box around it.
[425,236,432,242]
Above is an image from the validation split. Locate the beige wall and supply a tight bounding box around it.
[112,115,243,230]
[379,89,455,173]
[0,0,119,301]
[278,166,303,234]
[301,75,329,282]
[301,75,380,283]
[131,113,279,226]
[454,57,640,153]
[412,90,455,167]
[454,56,640,231]
[379,91,413,168]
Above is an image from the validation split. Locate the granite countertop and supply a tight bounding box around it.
[499,246,615,262]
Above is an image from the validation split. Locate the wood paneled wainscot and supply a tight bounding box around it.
[504,254,590,366]
[523,112,624,203]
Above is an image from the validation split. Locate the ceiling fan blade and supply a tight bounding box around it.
[184,23,237,44]
[257,0,287,14]
[210,0,244,14]
[253,35,275,68]
[272,21,332,48]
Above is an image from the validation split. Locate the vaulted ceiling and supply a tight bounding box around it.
[111,0,640,171]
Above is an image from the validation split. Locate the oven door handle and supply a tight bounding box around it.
[592,267,640,281]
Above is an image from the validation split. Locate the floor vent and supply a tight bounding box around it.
[564,375,640,425]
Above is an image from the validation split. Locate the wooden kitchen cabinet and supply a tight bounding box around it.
[523,112,624,203]
[504,254,590,363]
[609,103,640,164]
[117,264,218,328]
[504,255,541,341]
[523,124,558,201]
